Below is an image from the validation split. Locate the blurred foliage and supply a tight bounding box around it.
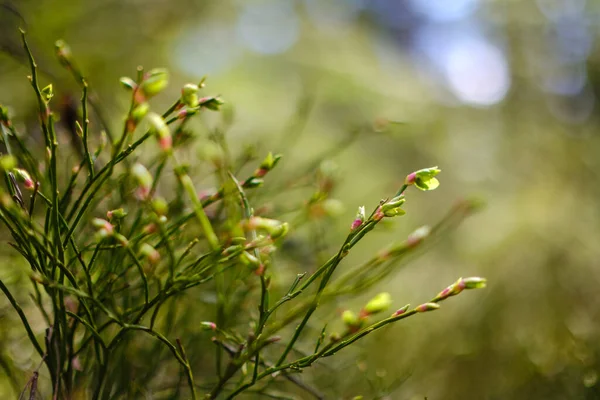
[1,0,600,399]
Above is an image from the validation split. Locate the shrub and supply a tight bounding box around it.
[0,30,486,399]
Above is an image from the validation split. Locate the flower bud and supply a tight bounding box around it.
[381,195,406,217]
[140,68,169,98]
[0,155,16,171]
[342,310,360,327]
[351,206,366,231]
[200,321,217,331]
[392,304,410,316]
[131,102,149,122]
[199,96,225,111]
[0,105,10,124]
[92,218,113,241]
[363,292,392,315]
[147,112,171,152]
[247,217,289,239]
[151,197,169,216]
[255,152,282,177]
[415,303,440,313]
[54,40,72,67]
[13,168,34,190]
[131,163,153,200]
[240,251,261,269]
[462,276,487,290]
[139,243,160,264]
[181,83,200,108]
[405,166,441,191]
[107,208,127,220]
[119,76,137,91]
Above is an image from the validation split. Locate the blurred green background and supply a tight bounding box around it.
[1,0,600,398]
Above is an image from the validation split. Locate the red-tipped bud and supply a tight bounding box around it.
[13,168,34,190]
[139,243,160,264]
[392,304,410,316]
[416,303,440,313]
[351,206,366,231]
[200,321,217,331]
[107,208,127,220]
[405,167,441,191]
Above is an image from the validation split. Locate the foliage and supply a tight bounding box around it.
[0,30,486,399]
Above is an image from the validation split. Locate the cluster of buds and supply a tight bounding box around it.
[120,69,169,132]
[147,112,172,152]
[374,195,406,221]
[131,163,153,200]
[92,218,128,245]
[342,292,392,333]
[245,217,289,240]
[405,167,441,191]
[433,277,487,302]
[253,152,282,178]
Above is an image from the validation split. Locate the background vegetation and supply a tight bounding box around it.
[1,0,599,399]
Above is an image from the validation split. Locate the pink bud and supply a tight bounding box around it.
[159,135,172,151]
[405,172,416,185]
[350,218,362,231]
[373,206,385,221]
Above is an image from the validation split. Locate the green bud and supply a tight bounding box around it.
[131,163,153,199]
[415,303,440,313]
[405,166,441,191]
[151,197,169,216]
[119,77,137,91]
[147,112,170,139]
[0,105,10,123]
[342,310,360,327]
[140,68,169,97]
[259,152,282,171]
[0,155,17,171]
[364,292,392,315]
[139,243,160,264]
[200,321,217,331]
[41,84,54,102]
[107,208,127,220]
[131,102,149,122]
[462,277,487,290]
[200,96,225,111]
[54,40,72,66]
[240,251,261,269]
[181,83,200,108]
